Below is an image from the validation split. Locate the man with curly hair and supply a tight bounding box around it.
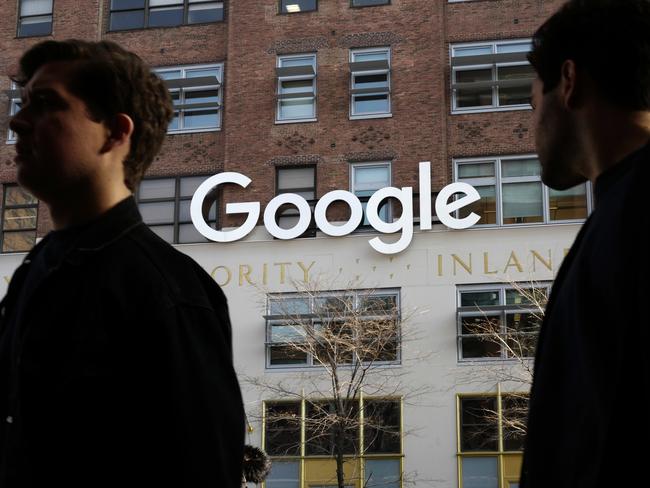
[522,1,650,486]
[0,40,244,487]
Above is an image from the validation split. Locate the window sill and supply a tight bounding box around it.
[451,105,531,115]
[349,113,392,120]
[274,118,318,125]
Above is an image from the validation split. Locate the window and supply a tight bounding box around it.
[457,283,549,361]
[454,156,592,226]
[451,39,534,113]
[350,48,391,118]
[6,84,21,143]
[280,0,316,13]
[156,64,222,133]
[458,392,529,488]
[351,162,391,226]
[265,289,400,368]
[1,185,38,253]
[276,54,316,123]
[275,166,316,237]
[17,0,53,37]
[109,0,224,31]
[264,397,402,488]
[352,0,389,6]
[135,175,217,244]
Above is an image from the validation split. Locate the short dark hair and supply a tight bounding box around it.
[13,39,173,191]
[528,0,650,110]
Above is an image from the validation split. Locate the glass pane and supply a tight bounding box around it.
[502,158,540,178]
[499,85,532,106]
[20,0,52,16]
[188,2,223,23]
[496,41,532,53]
[178,223,208,243]
[502,183,543,224]
[148,6,183,27]
[278,167,315,191]
[148,225,174,243]
[18,16,51,36]
[109,10,145,30]
[183,109,219,128]
[139,201,175,224]
[279,99,314,120]
[4,187,37,206]
[353,74,389,90]
[180,176,207,197]
[186,67,220,79]
[461,457,499,488]
[461,398,499,451]
[3,208,37,231]
[111,0,144,9]
[360,294,397,313]
[353,51,389,63]
[455,69,493,108]
[265,404,302,455]
[279,56,315,68]
[549,184,588,221]
[365,459,400,488]
[269,345,308,366]
[179,199,216,222]
[364,400,401,454]
[157,70,183,81]
[269,297,310,315]
[453,45,492,57]
[2,231,36,253]
[461,339,501,360]
[168,113,180,131]
[266,460,300,488]
[139,179,176,200]
[353,0,390,5]
[505,289,537,305]
[270,323,306,343]
[458,186,496,225]
[354,165,390,194]
[460,291,499,307]
[498,64,534,81]
[149,0,182,5]
[502,396,529,451]
[458,163,495,179]
[280,0,317,13]
[506,312,541,333]
[353,94,389,114]
[279,79,314,95]
[185,89,219,105]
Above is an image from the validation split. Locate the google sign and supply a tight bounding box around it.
[191,162,481,255]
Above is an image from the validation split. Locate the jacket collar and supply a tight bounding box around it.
[25,196,144,267]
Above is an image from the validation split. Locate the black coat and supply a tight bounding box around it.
[0,197,245,487]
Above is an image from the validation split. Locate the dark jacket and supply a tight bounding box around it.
[521,142,650,487]
[0,197,245,488]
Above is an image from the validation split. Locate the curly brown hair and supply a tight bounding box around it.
[13,39,174,191]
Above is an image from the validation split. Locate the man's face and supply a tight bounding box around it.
[531,77,586,190]
[9,61,109,202]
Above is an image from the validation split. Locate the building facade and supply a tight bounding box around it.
[0,1,583,487]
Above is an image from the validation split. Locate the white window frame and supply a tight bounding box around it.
[17,0,53,37]
[275,53,317,124]
[265,289,401,369]
[349,47,392,120]
[351,161,392,226]
[6,83,20,144]
[456,282,551,362]
[453,154,593,227]
[156,63,223,134]
[450,39,534,114]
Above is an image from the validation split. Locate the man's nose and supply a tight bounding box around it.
[9,108,32,136]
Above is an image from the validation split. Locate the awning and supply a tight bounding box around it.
[163,76,221,89]
[275,65,315,78]
[451,51,529,67]
[349,60,390,73]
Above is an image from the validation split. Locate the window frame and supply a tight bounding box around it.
[350,161,392,227]
[156,63,223,134]
[278,0,318,14]
[275,165,317,238]
[265,289,401,369]
[263,396,403,487]
[135,174,218,244]
[450,39,534,114]
[453,154,593,227]
[457,391,529,488]
[456,282,550,362]
[17,0,54,38]
[349,47,392,120]
[6,83,21,144]
[275,53,317,124]
[1,185,39,254]
[108,0,225,32]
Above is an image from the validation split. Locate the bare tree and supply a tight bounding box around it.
[244,279,428,488]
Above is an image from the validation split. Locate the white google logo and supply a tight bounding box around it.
[191,162,481,255]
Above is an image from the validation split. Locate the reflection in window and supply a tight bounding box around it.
[1,186,38,253]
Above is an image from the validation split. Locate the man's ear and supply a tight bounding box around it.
[559,59,581,110]
[100,113,134,154]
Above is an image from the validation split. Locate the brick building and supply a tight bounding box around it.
[0,1,588,487]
